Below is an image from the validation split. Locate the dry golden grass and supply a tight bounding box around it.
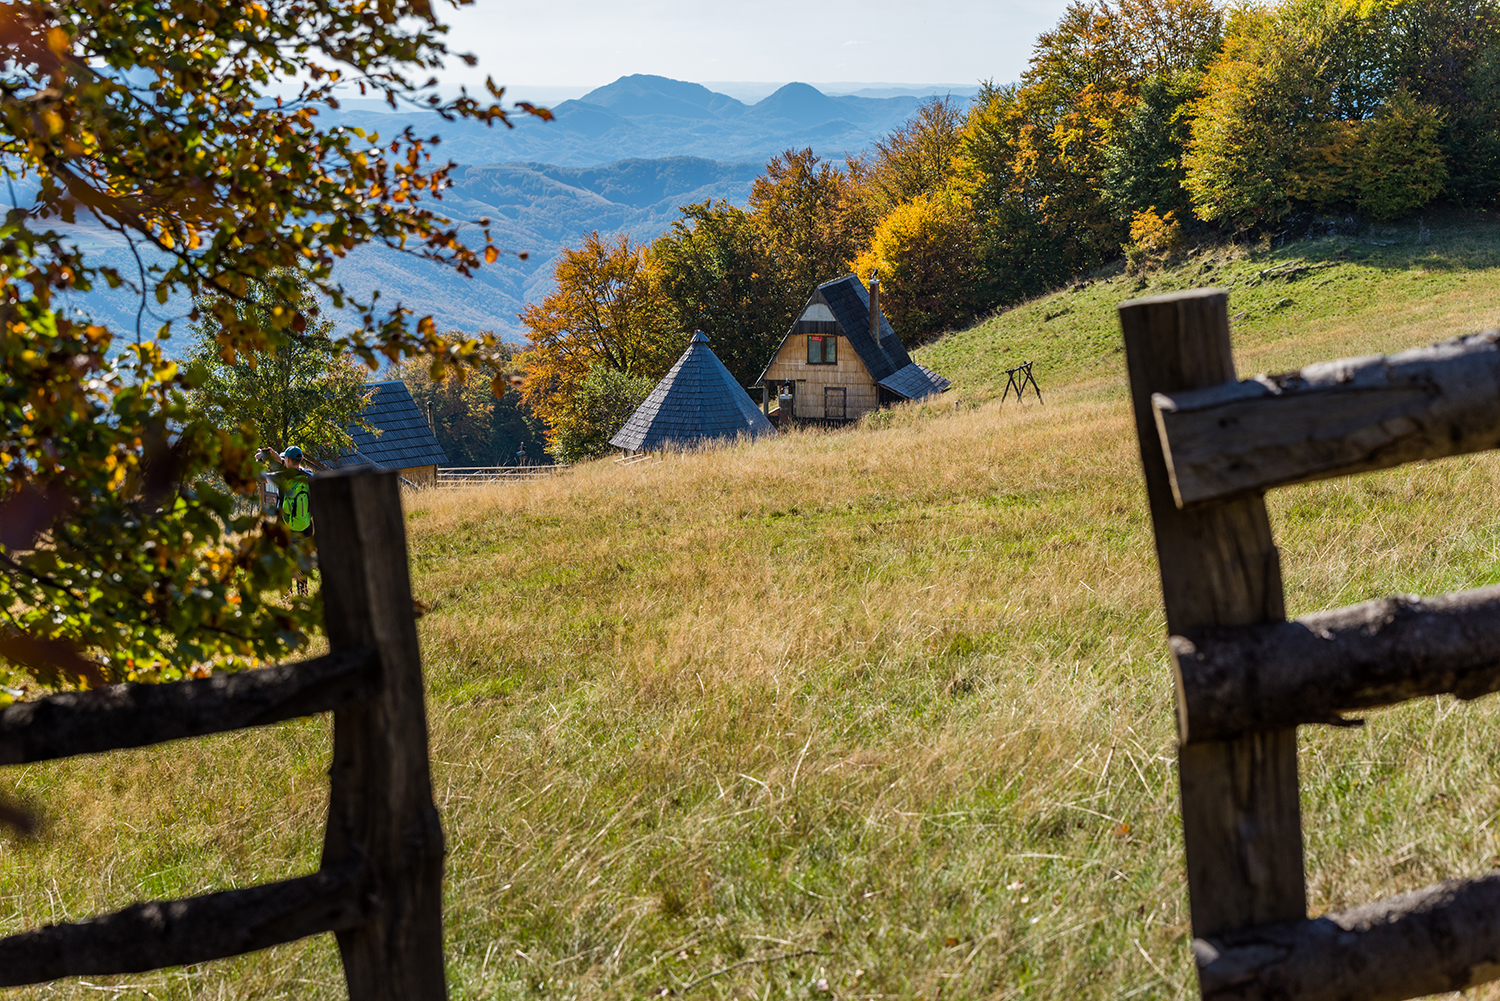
[7,228,1500,998]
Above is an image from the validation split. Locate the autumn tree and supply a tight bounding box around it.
[518,233,679,458]
[1184,0,1492,228]
[952,83,1088,306]
[186,271,371,461]
[0,1,543,686]
[852,188,983,341]
[749,149,865,297]
[650,201,793,386]
[848,96,967,222]
[952,0,1222,301]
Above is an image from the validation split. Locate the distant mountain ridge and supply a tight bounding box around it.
[61,76,978,341]
[63,157,762,345]
[318,74,964,167]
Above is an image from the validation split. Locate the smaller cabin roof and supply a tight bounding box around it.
[331,380,448,470]
[878,361,951,400]
[611,332,775,452]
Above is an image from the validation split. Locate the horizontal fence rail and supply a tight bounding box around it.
[1171,585,1500,743]
[1151,328,1500,506]
[0,648,377,765]
[0,863,367,987]
[435,465,565,487]
[1195,873,1500,1001]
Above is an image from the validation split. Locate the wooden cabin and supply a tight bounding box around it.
[755,274,949,422]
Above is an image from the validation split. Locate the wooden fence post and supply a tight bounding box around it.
[312,469,447,1000]
[1119,290,1305,937]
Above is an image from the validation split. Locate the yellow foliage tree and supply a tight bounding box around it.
[852,187,982,341]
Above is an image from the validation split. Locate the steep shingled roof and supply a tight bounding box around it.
[817,274,909,382]
[611,332,775,452]
[754,274,950,401]
[331,380,448,470]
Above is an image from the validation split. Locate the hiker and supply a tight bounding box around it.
[515,442,528,466]
[257,445,313,594]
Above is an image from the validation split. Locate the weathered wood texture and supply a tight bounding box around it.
[0,648,376,765]
[0,864,365,987]
[1152,328,1500,506]
[1173,584,1500,743]
[1120,289,1306,939]
[312,469,448,1001]
[761,332,880,420]
[1195,873,1500,1001]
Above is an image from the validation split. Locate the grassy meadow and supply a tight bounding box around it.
[8,218,1500,999]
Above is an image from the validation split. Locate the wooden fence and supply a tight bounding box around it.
[0,469,446,1000]
[436,465,565,487]
[1122,289,1500,1001]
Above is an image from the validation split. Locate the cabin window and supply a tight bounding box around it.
[806,335,837,364]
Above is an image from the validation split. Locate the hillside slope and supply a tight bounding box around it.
[916,213,1500,401]
[9,223,1500,999]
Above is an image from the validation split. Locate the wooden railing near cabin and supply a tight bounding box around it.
[435,465,566,487]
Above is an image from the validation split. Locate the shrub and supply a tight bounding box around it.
[1355,90,1448,220]
[1124,208,1185,274]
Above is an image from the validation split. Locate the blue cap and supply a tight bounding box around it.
[282,445,303,459]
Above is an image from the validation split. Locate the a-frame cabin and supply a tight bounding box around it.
[754,273,949,422]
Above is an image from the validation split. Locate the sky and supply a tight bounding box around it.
[434,0,1072,101]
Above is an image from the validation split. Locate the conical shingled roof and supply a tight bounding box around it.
[610,332,775,452]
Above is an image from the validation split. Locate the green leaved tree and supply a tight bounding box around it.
[548,367,655,464]
[650,201,793,386]
[186,271,372,462]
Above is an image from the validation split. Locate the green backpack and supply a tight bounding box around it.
[281,475,312,532]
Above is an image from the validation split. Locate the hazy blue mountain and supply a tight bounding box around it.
[702,81,984,103]
[579,75,746,119]
[49,77,973,345]
[316,74,936,167]
[60,157,761,346]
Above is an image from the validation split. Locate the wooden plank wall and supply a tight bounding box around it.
[401,464,437,488]
[763,334,879,419]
